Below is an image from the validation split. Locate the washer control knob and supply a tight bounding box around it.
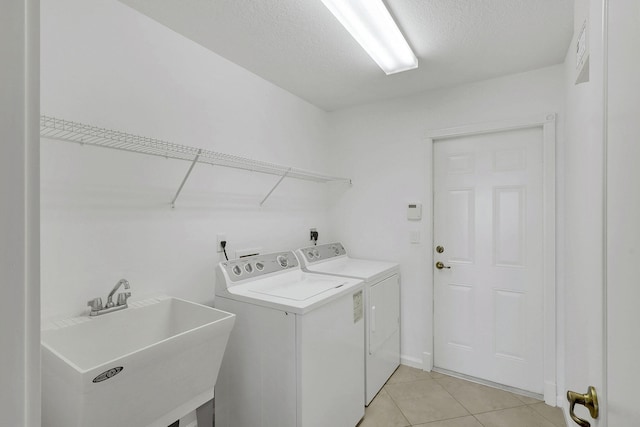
[307,250,314,259]
[232,265,242,276]
[255,262,264,271]
[244,263,253,273]
[313,249,320,258]
[277,255,289,268]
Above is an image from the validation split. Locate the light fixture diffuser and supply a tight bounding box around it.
[320,0,418,75]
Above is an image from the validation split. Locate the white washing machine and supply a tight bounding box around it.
[296,242,400,405]
[214,251,365,427]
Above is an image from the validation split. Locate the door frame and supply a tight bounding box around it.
[425,114,557,405]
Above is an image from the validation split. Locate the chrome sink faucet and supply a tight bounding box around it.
[87,278,132,316]
[107,278,130,308]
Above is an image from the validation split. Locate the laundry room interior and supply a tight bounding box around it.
[3,0,640,426]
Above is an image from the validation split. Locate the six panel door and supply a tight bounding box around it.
[433,127,544,394]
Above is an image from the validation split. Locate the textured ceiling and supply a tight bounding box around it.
[118,0,574,111]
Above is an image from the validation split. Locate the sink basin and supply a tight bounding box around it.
[41,296,235,427]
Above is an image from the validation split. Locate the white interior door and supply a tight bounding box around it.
[433,127,544,394]
[606,0,640,424]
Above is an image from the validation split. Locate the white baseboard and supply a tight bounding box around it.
[544,381,557,406]
[422,352,433,372]
[400,354,423,370]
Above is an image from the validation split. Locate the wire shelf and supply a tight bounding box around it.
[40,115,351,206]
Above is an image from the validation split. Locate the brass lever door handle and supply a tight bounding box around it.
[435,261,451,270]
[567,386,598,427]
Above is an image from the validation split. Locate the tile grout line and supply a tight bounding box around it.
[465,401,528,416]
[472,414,488,427]
[430,374,549,427]
[411,415,486,427]
[431,375,479,418]
[386,367,561,427]
[381,384,415,427]
[526,402,567,427]
[388,374,475,426]
[472,405,563,427]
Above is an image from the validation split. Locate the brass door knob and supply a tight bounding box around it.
[567,386,598,427]
[435,261,451,270]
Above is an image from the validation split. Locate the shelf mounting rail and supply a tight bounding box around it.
[40,116,351,206]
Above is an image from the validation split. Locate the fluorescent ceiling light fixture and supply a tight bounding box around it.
[320,0,418,75]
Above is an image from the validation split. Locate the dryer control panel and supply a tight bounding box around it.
[299,242,347,264]
[220,251,299,282]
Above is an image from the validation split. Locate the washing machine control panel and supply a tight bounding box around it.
[299,242,347,264]
[221,251,299,282]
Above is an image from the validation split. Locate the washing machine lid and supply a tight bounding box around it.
[297,243,398,282]
[247,274,351,301]
[222,271,362,314]
[302,256,398,282]
[217,252,364,314]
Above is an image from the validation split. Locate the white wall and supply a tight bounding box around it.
[561,0,606,423]
[326,66,564,369]
[0,0,40,425]
[40,0,335,319]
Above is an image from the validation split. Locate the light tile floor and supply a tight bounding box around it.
[358,365,567,427]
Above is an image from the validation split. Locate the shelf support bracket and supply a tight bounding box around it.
[260,167,292,206]
[171,149,202,208]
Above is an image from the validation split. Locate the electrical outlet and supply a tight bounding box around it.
[310,228,318,242]
[216,234,227,253]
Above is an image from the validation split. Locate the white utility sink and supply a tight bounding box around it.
[41,296,235,427]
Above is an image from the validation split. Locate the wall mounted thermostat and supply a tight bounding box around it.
[407,203,422,220]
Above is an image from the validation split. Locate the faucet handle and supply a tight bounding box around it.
[87,297,103,311]
[117,292,131,306]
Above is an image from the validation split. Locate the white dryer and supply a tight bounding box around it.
[214,251,365,427]
[297,242,400,405]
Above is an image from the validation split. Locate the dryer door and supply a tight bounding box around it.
[369,274,400,354]
[367,273,401,405]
